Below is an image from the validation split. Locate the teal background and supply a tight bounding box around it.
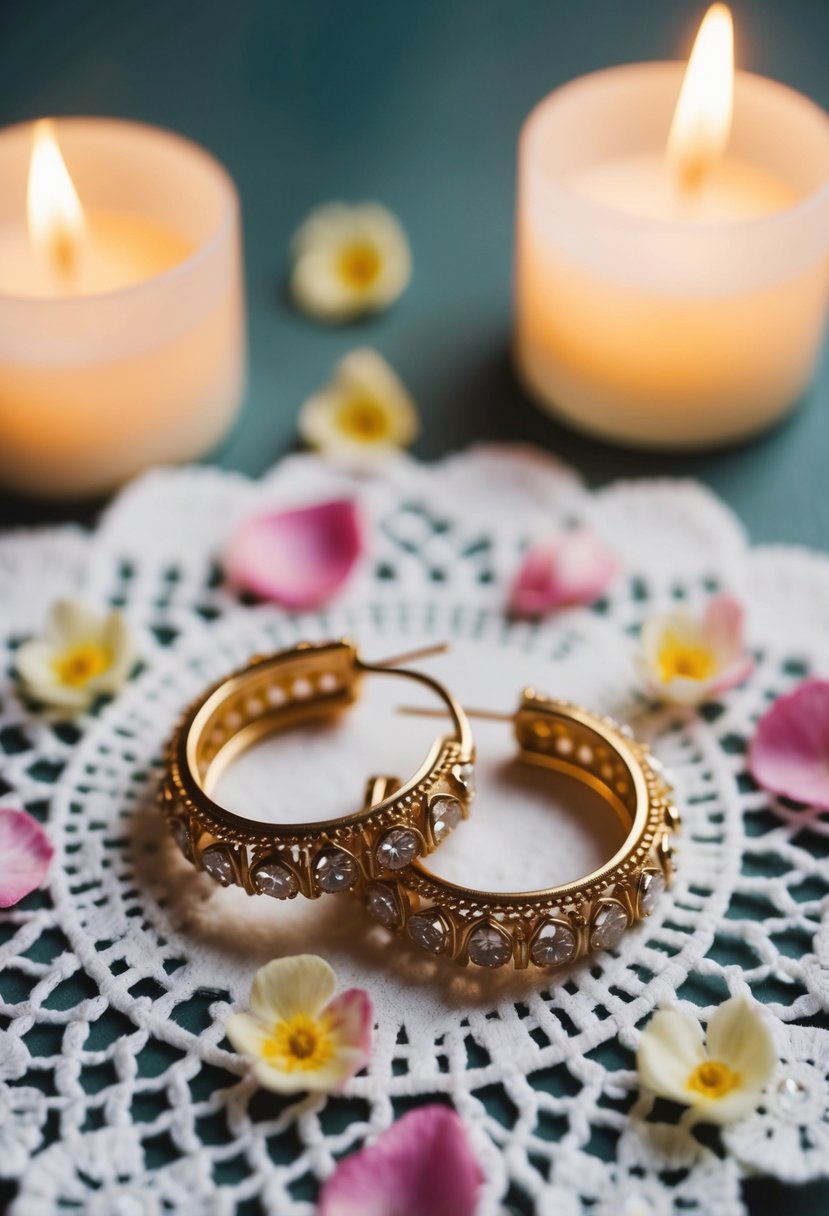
[1,2,828,1213]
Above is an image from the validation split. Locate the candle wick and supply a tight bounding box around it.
[50,225,79,277]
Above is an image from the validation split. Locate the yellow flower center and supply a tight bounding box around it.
[262,1014,334,1073]
[52,643,111,688]
[337,242,382,289]
[658,633,717,682]
[686,1059,741,1099]
[335,396,393,443]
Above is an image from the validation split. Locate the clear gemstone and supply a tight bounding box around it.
[407,913,447,953]
[776,1075,809,1114]
[531,920,577,967]
[314,848,358,892]
[452,762,476,796]
[467,923,512,968]
[366,883,400,927]
[376,828,419,871]
[253,860,298,899]
[170,818,191,859]
[639,869,666,916]
[201,846,234,885]
[590,902,629,951]
[430,795,462,843]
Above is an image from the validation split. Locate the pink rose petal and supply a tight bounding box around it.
[325,988,373,1067]
[318,1105,482,1216]
[703,595,744,664]
[0,808,54,907]
[224,500,362,611]
[509,527,618,619]
[749,678,829,809]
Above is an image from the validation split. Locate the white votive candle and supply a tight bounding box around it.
[0,118,247,498]
[515,31,829,448]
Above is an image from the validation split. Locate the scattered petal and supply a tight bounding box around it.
[636,593,753,706]
[508,527,618,618]
[290,202,411,322]
[224,499,362,610]
[637,996,778,1126]
[318,1106,483,1216]
[15,598,136,714]
[749,679,829,809]
[225,954,372,1095]
[299,348,419,467]
[0,809,53,908]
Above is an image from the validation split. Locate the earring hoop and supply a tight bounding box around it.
[366,691,678,970]
[160,640,474,901]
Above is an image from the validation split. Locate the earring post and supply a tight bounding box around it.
[397,703,513,723]
[369,642,452,670]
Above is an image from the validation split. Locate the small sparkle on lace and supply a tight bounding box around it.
[376,828,419,870]
[201,846,234,885]
[366,883,400,927]
[407,913,447,953]
[252,860,298,899]
[639,870,666,917]
[590,902,629,951]
[531,920,577,967]
[452,763,476,796]
[430,795,462,843]
[776,1075,809,1114]
[467,924,512,968]
[314,848,358,892]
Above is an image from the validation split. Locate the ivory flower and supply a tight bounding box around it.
[749,679,829,809]
[0,809,53,908]
[15,598,136,713]
[637,997,777,1125]
[299,348,419,464]
[636,594,753,706]
[508,527,618,619]
[318,1106,483,1216]
[225,955,372,1094]
[290,202,411,322]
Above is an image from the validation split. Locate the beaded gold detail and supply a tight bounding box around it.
[160,640,474,900]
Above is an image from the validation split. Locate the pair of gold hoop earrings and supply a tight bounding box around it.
[160,639,679,971]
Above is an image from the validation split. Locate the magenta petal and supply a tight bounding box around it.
[326,988,373,1065]
[318,1106,483,1216]
[225,500,363,610]
[509,528,618,619]
[703,594,745,662]
[749,679,829,809]
[0,809,54,908]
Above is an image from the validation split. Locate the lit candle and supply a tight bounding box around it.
[0,118,246,498]
[514,4,829,449]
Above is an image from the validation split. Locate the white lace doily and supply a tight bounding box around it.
[1,445,828,1216]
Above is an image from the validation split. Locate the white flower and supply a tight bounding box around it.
[298,348,419,465]
[16,598,136,713]
[636,594,753,706]
[637,996,777,1125]
[723,1025,829,1183]
[290,202,411,321]
[0,1031,44,1179]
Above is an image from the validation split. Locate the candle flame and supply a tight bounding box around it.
[668,3,734,190]
[27,119,86,275]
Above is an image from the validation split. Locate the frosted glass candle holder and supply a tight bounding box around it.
[514,64,829,449]
[0,118,247,498]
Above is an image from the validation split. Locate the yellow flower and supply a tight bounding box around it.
[224,955,373,1094]
[299,348,419,465]
[636,594,754,706]
[16,598,136,713]
[290,202,411,322]
[637,997,777,1125]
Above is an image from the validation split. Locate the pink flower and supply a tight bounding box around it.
[637,594,754,706]
[318,1105,483,1216]
[0,809,53,908]
[224,500,362,611]
[508,527,618,619]
[749,679,829,809]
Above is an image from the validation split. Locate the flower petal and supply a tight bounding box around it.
[224,499,362,610]
[324,988,373,1065]
[249,955,337,1023]
[705,997,777,1093]
[0,809,53,908]
[509,528,618,619]
[92,611,136,693]
[637,1009,706,1104]
[224,1012,270,1059]
[43,598,101,648]
[702,594,745,665]
[687,1087,766,1127]
[749,679,829,809]
[318,1106,483,1216]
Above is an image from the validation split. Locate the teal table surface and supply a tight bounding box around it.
[1,3,829,1214]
